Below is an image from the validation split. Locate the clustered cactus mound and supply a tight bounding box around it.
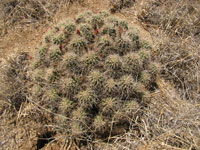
[31,11,159,141]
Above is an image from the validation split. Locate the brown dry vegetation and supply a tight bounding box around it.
[0,0,200,150]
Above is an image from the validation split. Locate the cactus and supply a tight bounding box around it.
[53,34,64,45]
[42,88,60,112]
[128,32,140,50]
[138,49,150,67]
[105,54,123,78]
[63,52,81,73]
[148,62,161,76]
[71,38,87,55]
[118,75,136,99]
[100,11,109,18]
[93,114,107,133]
[31,84,43,97]
[108,17,119,27]
[64,52,78,67]
[102,26,117,39]
[44,89,59,101]
[44,31,54,43]
[59,98,73,115]
[139,70,151,86]
[49,48,62,61]
[117,100,140,123]
[39,47,48,58]
[116,39,131,55]
[119,20,128,30]
[76,89,98,108]
[97,36,116,57]
[45,68,59,83]
[65,23,76,33]
[33,68,45,82]
[124,100,139,115]
[28,10,159,142]
[81,51,100,71]
[91,15,104,29]
[123,52,143,76]
[70,107,88,137]
[101,97,118,116]
[88,70,105,93]
[103,78,118,97]
[70,121,85,137]
[80,24,95,42]
[33,61,42,69]
[60,77,80,98]
[76,15,86,24]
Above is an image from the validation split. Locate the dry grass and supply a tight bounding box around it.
[0,0,84,36]
[133,0,200,149]
[109,0,136,13]
[136,0,200,102]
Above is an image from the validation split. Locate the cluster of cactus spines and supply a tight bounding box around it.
[128,32,140,50]
[138,49,150,68]
[102,25,117,39]
[124,100,139,117]
[45,68,60,83]
[63,52,81,74]
[123,52,143,76]
[101,97,119,116]
[80,24,95,42]
[71,38,87,55]
[118,75,136,99]
[116,38,131,55]
[76,88,98,109]
[81,51,100,71]
[39,47,48,58]
[65,23,76,33]
[42,88,60,112]
[103,78,118,97]
[76,15,86,24]
[88,70,105,93]
[59,98,73,115]
[105,54,123,78]
[139,70,151,86]
[91,15,104,29]
[49,48,62,61]
[53,34,64,45]
[31,10,159,140]
[93,114,107,133]
[70,107,88,137]
[33,68,44,82]
[60,77,80,98]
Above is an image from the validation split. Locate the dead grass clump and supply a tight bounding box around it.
[137,0,200,102]
[153,34,199,101]
[0,0,85,35]
[0,53,55,149]
[138,0,200,37]
[139,79,200,150]
[109,0,136,13]
[0,52,30,111]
